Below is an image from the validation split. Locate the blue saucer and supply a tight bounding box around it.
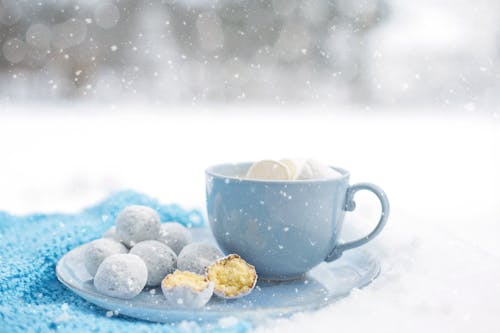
[56,228,379,323]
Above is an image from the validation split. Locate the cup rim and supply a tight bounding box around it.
[205,161,350,183]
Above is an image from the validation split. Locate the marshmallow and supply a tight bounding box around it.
[279,158,307,179]
[295,159,341,180]
[245,159,291,180]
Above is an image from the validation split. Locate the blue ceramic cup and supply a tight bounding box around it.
[205,162,390,280]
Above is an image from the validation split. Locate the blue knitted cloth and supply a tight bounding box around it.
[0,191,251,333]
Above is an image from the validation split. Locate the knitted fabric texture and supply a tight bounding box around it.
[0,191,250,333]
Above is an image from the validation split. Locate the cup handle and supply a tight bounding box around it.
[325,182,390,262]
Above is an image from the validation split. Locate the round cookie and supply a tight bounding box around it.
[93,253,147,299]
[115,205,161,247]
[129,240,177,287]
[102,226,123,243]
[84,238,128,276]
[177,242,223,275]
[157,222,191,255]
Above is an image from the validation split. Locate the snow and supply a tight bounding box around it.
[0,104,499,332]
[53,303,72,323]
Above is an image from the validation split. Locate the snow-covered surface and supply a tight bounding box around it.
[0,104,499,332]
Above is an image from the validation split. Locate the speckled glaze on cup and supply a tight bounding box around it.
[206,162,390,280]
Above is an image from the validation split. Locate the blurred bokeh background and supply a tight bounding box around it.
[1,0,499,108]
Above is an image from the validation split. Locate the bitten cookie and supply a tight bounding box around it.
[206,254,257,299]
[161,270,214,308]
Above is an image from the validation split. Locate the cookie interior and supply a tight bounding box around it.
[162,270,209,292]
[206,255,257,297]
